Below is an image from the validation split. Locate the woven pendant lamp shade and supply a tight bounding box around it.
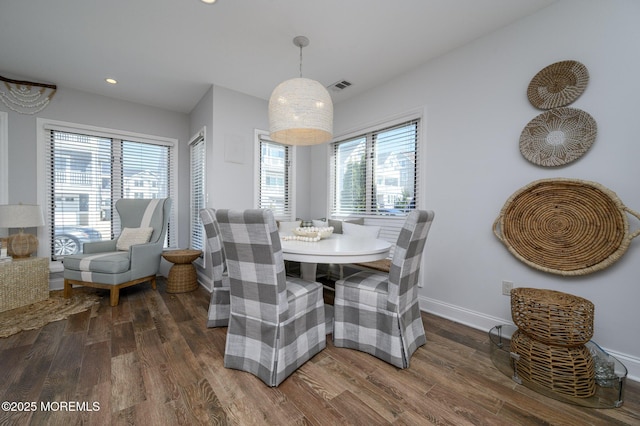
[269,77,333,146]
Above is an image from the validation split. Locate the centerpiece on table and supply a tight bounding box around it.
[282,226,334,242]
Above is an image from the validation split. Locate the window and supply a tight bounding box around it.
[40,121,175,259]
[255,130,295,221]
[331,117,420,217]
[190,130,205,252]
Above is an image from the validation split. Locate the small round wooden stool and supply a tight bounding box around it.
[162,249,202,293]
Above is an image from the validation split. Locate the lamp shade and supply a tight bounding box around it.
[0,204,45,228]
[268,77,333,146]
[0,204,45,258]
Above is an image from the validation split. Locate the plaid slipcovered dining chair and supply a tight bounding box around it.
[333,209,435,368]
[215,209,326,387]
[199,208,230,327]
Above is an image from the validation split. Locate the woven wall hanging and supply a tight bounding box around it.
[493,178,640,276]
[519,107,597,167]
[0,75,57,115]
[527,60,589,110]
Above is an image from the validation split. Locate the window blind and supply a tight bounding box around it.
[257,136,293,221]
[190,134,205,251]
[46,129,175,259]
[331,118,420,217]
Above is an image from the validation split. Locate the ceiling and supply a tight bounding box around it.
[0,0,556,114]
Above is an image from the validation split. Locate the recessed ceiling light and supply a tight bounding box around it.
[201,0,216,4]
[105,78,118,85]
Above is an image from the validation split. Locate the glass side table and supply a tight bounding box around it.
[489,325,627,408]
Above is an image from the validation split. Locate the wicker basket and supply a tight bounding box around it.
[527,60,589,110]
[494,178,640,276]
[162,250,201,293]
[511,288,594,346]
[511,329,596,398]
[0,257,50,312]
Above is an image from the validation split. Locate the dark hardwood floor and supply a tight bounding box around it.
[1,277,638,425]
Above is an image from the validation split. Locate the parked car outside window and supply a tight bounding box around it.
[54,226,103,256]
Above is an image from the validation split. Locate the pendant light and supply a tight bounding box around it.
[268,36,333,146]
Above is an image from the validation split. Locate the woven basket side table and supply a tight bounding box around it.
[511,287,594,346]
[510,328,596,398]
[162,249,202,293]
[0,257,49,313]
[489,325,627,408]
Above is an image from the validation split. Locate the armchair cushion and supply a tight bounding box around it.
[116,227,153,251]
[64,251,130,274]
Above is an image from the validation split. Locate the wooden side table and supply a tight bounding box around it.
[162,249,202,293]
[0,257,49,312]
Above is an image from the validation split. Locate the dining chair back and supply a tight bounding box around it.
[215,209,326,386]
[333,209,435,368]
[199,208,230,327]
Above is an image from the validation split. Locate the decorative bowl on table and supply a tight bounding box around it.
[293,226,334,239]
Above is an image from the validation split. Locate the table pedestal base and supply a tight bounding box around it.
[300,262,317,281]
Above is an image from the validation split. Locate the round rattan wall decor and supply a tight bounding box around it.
[493,178,640,276]
[519,107,597,167]
[527,60,589,109]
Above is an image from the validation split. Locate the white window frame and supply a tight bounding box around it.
[189,128,206,266]
[36,118,178,264]
[254,129,296,221]
[329,110,423,219]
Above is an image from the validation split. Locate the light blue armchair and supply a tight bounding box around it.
[63,198,171,306]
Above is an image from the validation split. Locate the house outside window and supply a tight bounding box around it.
[330,117,420,217]
[255,130,295,221]
[190,130,205,252]
[38,120,176,259]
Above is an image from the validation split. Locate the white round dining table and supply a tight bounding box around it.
[280,233,391,281]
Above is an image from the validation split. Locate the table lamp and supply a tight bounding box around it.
[0,204,45,258]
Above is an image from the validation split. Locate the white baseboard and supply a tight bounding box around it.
[419,295,640,383]
[197,272,213,293]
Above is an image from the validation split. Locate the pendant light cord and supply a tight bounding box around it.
[293,35,309,78]
[299,44,303,78]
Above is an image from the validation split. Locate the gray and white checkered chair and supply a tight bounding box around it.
[215,209,326,387]
[333,209,435,368]
[199,208,230,327]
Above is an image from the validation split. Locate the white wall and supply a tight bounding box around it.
[192,84,316,287]
[1,87,189,203]
[310,0,640,379]
[193,84,313,218]
[0,85,191,277]
[191,85,267,288]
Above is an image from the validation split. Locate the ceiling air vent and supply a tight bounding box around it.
[329,80,352,91]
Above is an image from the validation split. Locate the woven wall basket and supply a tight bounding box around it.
[527,60,589,110]
[519,107,597,167]
[494,178,640,276]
